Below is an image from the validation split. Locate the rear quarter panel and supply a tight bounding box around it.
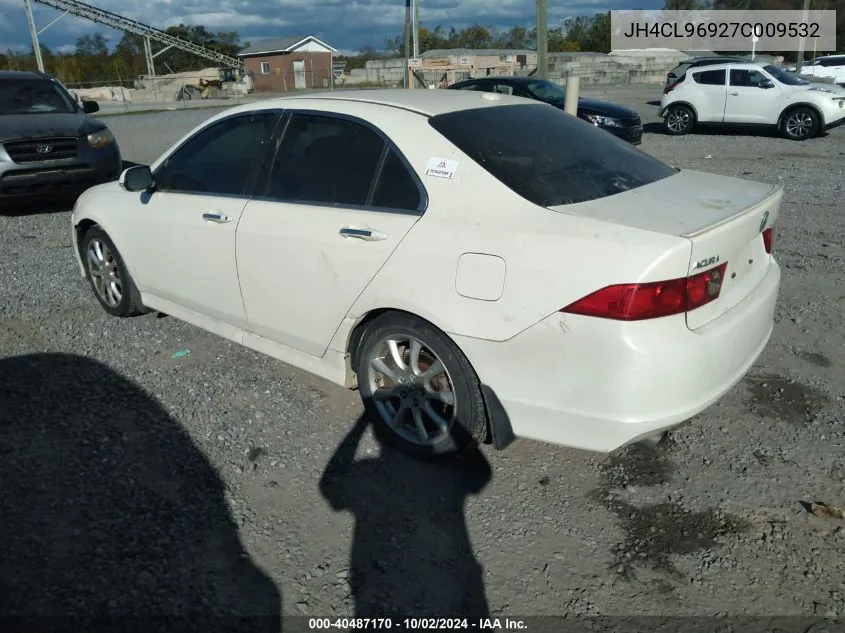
[347,111,691,342]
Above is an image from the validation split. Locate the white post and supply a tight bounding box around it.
[564,75,579,115]
[23,0,44,72]
[751,34,758,60]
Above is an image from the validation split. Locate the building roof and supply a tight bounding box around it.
[239,35,337,57]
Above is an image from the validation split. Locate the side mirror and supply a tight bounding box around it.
[119,165,154,192]
[81,100,100,114]
[759,79,775,89]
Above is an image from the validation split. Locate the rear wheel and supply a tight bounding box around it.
[780,107,819,140]
[355,312,487,459]
[81,226,145,318]
[664,105,695,135]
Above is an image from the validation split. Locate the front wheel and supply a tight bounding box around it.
[664,104,695,135]
[355,312,488,459]
[781,107,820,140]
[81,226,145,318]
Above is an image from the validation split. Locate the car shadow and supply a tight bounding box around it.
[319,412,492,617]
[0,161,140,217]
[646,100,662,106]
[0,352,281,626]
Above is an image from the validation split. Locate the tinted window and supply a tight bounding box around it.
[429,103,676,207]
[0,78,76,114]
[694,69,726,85]
[267,113,385,206]
[155,113,277,195]
[729,69,769,86]
[370,149,421,211]
[491,83,513,95]
[453,82,487,91]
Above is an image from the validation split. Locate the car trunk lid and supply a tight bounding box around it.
[548,169,782,330]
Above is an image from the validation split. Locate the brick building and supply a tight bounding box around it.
[238,36,338,92]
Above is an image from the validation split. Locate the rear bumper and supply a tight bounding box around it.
[0,142,121,200]
[454,261,781,453]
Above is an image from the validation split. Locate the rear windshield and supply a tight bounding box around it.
[428,103,676,207]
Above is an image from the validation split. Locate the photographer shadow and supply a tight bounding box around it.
[319,412,493,618]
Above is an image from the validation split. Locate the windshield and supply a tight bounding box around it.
[429,103,676,207]
[764,64,809,86]
[523,79,567,102]
[0,79,78,114]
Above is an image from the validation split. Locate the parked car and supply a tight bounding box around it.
[71,89,781,460]
[660,62,845,140]
[448,76,643,145]
[0,70,121,204]
[664,56,748,88]
[787,54,845,85]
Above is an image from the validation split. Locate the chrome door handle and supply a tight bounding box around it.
[203,211,231,223]
[339,227,387,241]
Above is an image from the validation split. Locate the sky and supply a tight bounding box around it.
[0,0,663,57]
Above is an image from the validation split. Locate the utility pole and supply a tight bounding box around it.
[413,0,420,59]
[23,0,44,72]
[404,0,411,89]
[536,0,548,79]
[795,0,811,74]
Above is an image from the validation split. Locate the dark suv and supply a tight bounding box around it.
[0,70,122,203]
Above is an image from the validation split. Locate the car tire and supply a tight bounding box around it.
[780,106,819,140]
[664,104,695,135]
[354,312,488,460]
[81,225,145,318]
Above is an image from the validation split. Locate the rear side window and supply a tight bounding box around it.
[428,103,676,207]
[694,69,726,85]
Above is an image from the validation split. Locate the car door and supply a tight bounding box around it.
[127,110,281,330]
[689,68,728,122]
[724,68,783,124]
[235,111,426,358]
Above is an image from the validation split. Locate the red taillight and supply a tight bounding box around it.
[664,78,681,94]
[561,263,728,321]
[762,227,773,254]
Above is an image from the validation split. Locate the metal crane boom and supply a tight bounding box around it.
[32,0,245,71]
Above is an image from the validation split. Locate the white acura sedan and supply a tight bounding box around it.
[71,89,781,459]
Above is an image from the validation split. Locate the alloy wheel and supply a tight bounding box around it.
[666,108,690,133]
[785,111,814,138]
[87,238,123,308]
[366,335,457,446]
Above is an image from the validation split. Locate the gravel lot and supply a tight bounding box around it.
[1,84,844,621]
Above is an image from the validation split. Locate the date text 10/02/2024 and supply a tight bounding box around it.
[308,618,528,630]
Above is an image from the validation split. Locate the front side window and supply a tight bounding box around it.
[266,113,386,207]
[0,79,77,114]
[729,69,769,87]
[429,103,676,207]
[154,112,278,196]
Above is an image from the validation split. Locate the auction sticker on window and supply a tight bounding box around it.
[426,157,459,179]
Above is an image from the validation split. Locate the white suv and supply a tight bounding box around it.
[660,62,845,140]
[791,55,845,85]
